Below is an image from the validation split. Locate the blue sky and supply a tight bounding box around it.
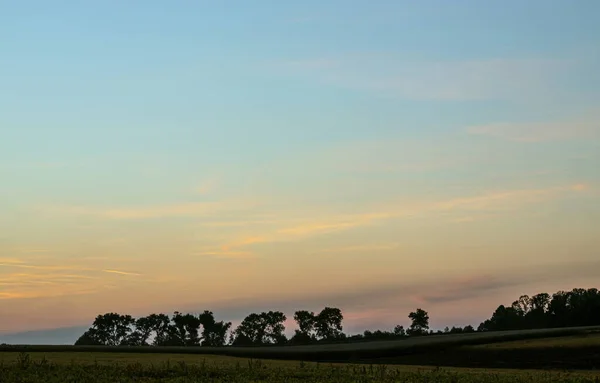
[1,1,599,343]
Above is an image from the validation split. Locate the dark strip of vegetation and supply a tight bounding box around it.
[3,355,596,383]
[372,344,600,370]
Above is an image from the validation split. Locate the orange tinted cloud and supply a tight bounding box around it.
[101,269,142,276]
[571,183,589,191]
[216,183,586,250]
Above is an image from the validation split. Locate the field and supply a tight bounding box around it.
[1,327,600,382]
[375,332,600,370]
[3,325,599,362]
[1,352,599,382]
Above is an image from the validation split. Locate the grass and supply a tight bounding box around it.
[369,330,600,370]
[0,352,599,382]
[0,350,592,374]
[472,332,600,349]
[2,327,600,381]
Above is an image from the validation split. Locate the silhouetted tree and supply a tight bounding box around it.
[294,311,316,337]
[74,329,102,346]
[407,308,429,336]
[73,286,600,348]
[393,325,406,337]
[199,310,231,347]
[479,288,600,331]
[314,307,344,341]
[82,313,135,346]
[232,311,287,345]
[128,313,171,346]
[166,311,202,346]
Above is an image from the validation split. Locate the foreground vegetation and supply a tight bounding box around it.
[2,331,599,381]
[0,353,599,383]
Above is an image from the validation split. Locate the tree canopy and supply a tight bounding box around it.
[73,287,600,347]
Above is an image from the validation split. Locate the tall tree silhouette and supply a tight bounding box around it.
[479,288,600,331]
[77,313,135,346]
[199,310,231,347]
[232,311,287,346]
[314,307,344,341]
[408,308,429,335]
[290,310,317,344]
[167,311,202,346]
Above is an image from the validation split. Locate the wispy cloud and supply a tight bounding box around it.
[194,179,218,195]
[216,183,588,249]
[571,184,589,191]
[193,250,254,260]
[0,261,144,301]
[170,258,600,332]
[200,219,278,227]
[0,271,103,300]
[272,55,573,101]
[317,243,400,254]
[276,213,391,237]
[0,258,26,264]
[0,162,72,171]
[0,262,88,272]
[40,199,257,220]
[11,248,54,254]
[101,269,142,277]
[430,186,567,212]
[466,116,599,142]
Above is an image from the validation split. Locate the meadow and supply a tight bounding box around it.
[1,352,600,383]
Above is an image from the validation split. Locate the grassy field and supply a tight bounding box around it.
[2,327,600,381]
[0,352,599,382]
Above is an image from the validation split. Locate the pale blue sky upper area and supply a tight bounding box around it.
[1,0,599,213]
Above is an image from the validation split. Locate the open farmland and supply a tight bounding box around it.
[473,331,600,349]
[365,329,600,370]
[2,326,600,377]
[0,353,599,383]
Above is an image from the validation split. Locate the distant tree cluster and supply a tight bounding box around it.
[478,288,600,331]
[75,287,600,347]
[75,307,349,347]
[76,311,231,347]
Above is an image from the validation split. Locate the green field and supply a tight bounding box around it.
[2,327,600,382]
[1,352,599,382]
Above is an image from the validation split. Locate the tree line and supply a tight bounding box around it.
[75,287,600,347]
[478,287,600,331]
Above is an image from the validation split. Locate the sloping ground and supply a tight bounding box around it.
[372,331,600,370]
[2,325,599,363]
[472,331,600,349]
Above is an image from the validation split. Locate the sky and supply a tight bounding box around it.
[1,1,600,344]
